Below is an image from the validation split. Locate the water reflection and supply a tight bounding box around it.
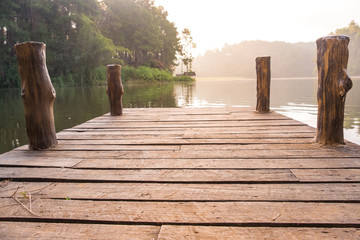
[174,77,360,144]
[1,77,359,154]
[0,82,178,154]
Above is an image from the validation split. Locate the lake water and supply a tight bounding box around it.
[1,77,359,154]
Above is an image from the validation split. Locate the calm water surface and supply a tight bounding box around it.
[1,77,359,153]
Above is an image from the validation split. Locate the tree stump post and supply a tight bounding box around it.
[256,56,271,113]
[314,35,353,145]
[14,41,57,150]
[106,64,124,116]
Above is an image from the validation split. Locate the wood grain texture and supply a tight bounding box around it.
[1,198,360,225]
[2,182,360,202]
[14,41,57,150]
[0,167,298,182]
[256,56,271,113]
[106,64,124,116]
[0,222,159,240]
[157,225,360,240]
[314,35,353,145]
[0,107,359,238]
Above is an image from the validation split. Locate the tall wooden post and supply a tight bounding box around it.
[106,64,124,116]
[314,35,352,145]
[14,41,57,150]
[256,56,271,113]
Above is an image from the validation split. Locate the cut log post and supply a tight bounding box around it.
[314,35,353,145]
[106,64,124,116]
[256,56,271,113]
[14,41,57,150]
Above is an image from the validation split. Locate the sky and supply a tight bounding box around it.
[154,0,360,56]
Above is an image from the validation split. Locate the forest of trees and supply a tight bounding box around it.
[0,0,186,88]
[194,21,360,78]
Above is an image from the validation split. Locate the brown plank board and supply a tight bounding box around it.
[56,132,315,140]
[3,148,360,159]
[0,167,298,183]
[62,126,316,134]
[87,115,291,122]
[157,225,360,240]
[292,169,360,182]
[56,138,314,145]
[2,182,360,202]
[14,143,331,151]
[1,156,359,169]
[73,120,306,129]
[0,222,160,240]
[1,198,360,225]
[73,158,360,169]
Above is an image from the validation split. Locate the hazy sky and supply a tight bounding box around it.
[154,0,360,56]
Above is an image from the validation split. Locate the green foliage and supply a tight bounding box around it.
[333,21,360,76]
[121,66,194,82]
[101,0,181,70]
[0,0,183,88]
[173,75,195,82]
[122,66,173,82]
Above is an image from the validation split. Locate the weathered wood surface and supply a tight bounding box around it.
[0,107,359,239]
[314,35,353,145]
[157,226,360,240]
[14,41,57,150]
[256,56,271,113]
[106,64,124,116]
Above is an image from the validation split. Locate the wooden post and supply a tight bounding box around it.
[14,41,57,150]
[106,64,124,116]
[314,35,353,145]
[256,56,271,113]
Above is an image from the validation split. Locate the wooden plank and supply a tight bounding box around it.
[0,222,160,240]
[25,143,323,152]
[74,120,306,129]
[15,144,181,151]
[56,132,315,140]
[0,168,298,183]
[87,115,291,122]
[73,158,360,169]
[0,156,81,168]
[0,181,53,198]
[157,225,360,240]
[0,156,359,169]
[3,148,360,159]
[1,198,360,225]
[183,132,316,139]
[292,169,360,182]
[87,113,291,121]
[14,142,359,152]
[3,182,360,202]
[62,125,316,133]
[56,138,314,145]
[56,132,184,139]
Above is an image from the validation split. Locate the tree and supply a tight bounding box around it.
[333,20,360,76]
[101,0,180,70]
[180,28,196,73]
[0,0,29,88]
[0,0,185,87]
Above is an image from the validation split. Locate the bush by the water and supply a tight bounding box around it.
[122,66,194,82]
[51,66,193,87]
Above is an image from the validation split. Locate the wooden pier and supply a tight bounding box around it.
[1,107,360,239]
